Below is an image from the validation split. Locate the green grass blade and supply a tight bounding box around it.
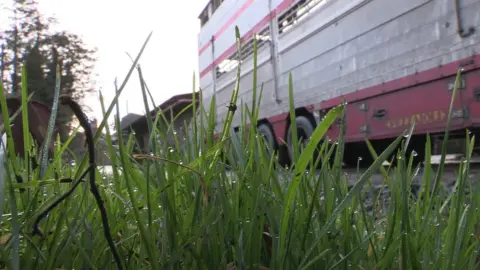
[20,65,30,169]
[278,103,344,269]
[39,64,61,179]
[300,132,404,268]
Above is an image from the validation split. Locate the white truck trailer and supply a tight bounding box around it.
[197,0,480,167]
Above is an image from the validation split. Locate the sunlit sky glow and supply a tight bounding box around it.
[2,0,210,123]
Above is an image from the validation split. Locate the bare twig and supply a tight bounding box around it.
[59,95,124,270]
[32,164,92,236]
[59,178,86,183]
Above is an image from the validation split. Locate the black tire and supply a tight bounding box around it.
[286,115,316,164]
[257,123,276,154]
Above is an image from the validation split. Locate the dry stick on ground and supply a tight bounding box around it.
[32,163,93,236]
[59,95,123,269]
[31,95,123,269]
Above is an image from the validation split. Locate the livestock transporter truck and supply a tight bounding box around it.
[196,0,480,168]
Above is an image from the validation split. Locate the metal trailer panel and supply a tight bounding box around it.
[275,0,478,109]
[198,0,244,101]
[311,0,480,143]
[197,0,246,51]
[199,69,213,92]
[323,58,480,142]
[364,73,465,140]
[211,0,270,60]
[198,1,270,73]
[465,67,480,126]
[198,0,273,128]
[200,43,274,122]
[315,53,480,143]
[197,0,480,144]
[214,45,275,125]
[198,47,213,76]
[273,0,479,142]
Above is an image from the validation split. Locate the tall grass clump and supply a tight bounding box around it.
[0,28,479,269]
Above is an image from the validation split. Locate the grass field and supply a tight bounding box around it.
[0,29,479,270]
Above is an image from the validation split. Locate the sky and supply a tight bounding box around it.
[2,0,210,122]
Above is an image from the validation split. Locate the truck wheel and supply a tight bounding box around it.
[257,123,276,154]
[287,115,317,164]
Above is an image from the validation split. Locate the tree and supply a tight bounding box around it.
[41,32,98,139]
[1,0,52,93]
[0,0,98,140]
[24,42,47,100]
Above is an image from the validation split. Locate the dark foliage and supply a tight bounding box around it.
[0,0,98,140]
